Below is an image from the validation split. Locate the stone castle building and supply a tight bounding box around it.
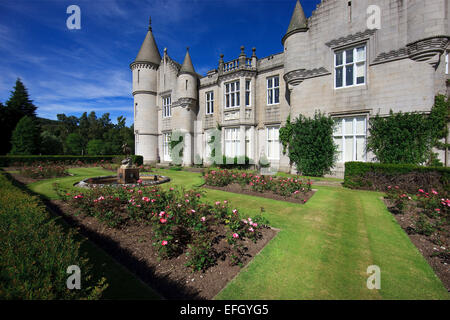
[130,0,450,177]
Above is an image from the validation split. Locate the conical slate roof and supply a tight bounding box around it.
[179,48,196,75]
[282,0,308,44]
[134,20,161,65]
[287,0,308,33]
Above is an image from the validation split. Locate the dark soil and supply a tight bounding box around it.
[384,199,450,291]
[8,172,39,184]
[204,183,316,205]
[47,199,278,300]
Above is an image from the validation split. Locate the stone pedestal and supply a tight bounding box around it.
[117,167,140,184]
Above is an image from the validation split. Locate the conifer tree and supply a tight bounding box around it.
[9,116,41,155]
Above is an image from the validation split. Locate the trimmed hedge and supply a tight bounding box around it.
[344,162,450,193]
[0,155,144,167]
[0,172,107,299]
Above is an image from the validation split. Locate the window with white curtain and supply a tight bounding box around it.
[266,126,280,160]
[225,80,240,108]
[333,116,367,163]
[224,127,240,158]
[162,96,171,118]
[163,132,172,161]
[335,45,366,88]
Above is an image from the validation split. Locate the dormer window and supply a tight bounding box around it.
[162,96,171,118]
[335,45,366,88]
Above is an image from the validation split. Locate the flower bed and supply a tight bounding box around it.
[20,163,69,179]
[54,183,276,298]
[384,185,449,289]
[203,169,314,204]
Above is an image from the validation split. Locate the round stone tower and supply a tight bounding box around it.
[173,48,198,166]
[130,18,161,164]
[282,0,309,87]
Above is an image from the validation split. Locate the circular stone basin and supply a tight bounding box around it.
[74,174,170,188]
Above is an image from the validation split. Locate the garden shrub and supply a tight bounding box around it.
[213,155,251,170]
[367,95,449,165]
[384,185,449,237]
[20,163,69,179]
[0,155,120,167]
[61,184,269,272]
[203,168,312,197]
[280,111,337,177]
[0,172,107,299]
[344,162,450,193]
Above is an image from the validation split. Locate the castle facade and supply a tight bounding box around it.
[131,0,450,177]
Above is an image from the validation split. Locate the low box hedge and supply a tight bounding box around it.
[0,155,144,167]
[0,172,107,299]
[344,162,450,193]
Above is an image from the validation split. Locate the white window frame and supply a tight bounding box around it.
[163,132,172,161]
[162,96,171,118]
[267,76,280,105]
[335,45,366,89]
[266,125,280,160]
[224,80,240,108]
[245,126,252,159]
[245,79,251,107]
[333,116,367,163]
[206,91,214,115]
[224,127,240,158]
[445,51,449,75]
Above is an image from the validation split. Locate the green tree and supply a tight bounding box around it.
[40,131,63,155]
[65,132,84,155]
[87,139,105,155]
[9,116,41,155]
[0,79,38,154]
[280,112,337,177]
[5,78,37,118]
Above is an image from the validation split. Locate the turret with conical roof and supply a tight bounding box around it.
[179,47,196,76]
[282,0,308,45]
[130,17,161,164]
[282,0,310,87]
[177,47,198,101]
[133,17,161,65]
[172,47,198,167]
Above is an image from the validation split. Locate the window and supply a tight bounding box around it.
[163,132,172,161]
[224,127,240,158]
[225,80,240,108]
[267,76,280,105]
[162,96,171,118]
[245,127,252,159]
[333,116,366,163]
[266,126,280,160]
[335,45,366,88]
[446,51,449,75]
[206,91,214,115]
[245,80,251,106]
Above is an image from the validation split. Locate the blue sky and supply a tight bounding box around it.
[0,0,321,126]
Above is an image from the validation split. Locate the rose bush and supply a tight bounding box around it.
[59,184,270,271]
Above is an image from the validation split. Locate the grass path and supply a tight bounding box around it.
[24,167,449,299]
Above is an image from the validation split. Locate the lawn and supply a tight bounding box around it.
[24,167,450,299]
